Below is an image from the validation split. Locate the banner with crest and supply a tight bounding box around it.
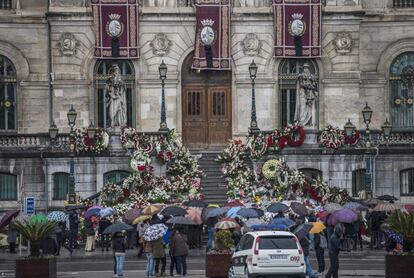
[273,0,321,58]
[192,0,231,70]
[91,0,139,59]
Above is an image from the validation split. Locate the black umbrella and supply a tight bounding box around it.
[65,204,86,211]
[252,208,265,218]
[161,206,187,217]
[237,208,262,219]
[186,200,206,208]
[378,195,398,201]
[290,202,308,216]
[0,210,19,230]
[293,223,313,240]
[103,222,134,234]
[267,203,289,213]
[166,216,197,226]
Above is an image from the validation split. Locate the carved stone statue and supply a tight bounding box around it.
[106,65,127,127]
[294,63,318,128]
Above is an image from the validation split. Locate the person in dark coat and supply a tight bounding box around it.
[112,232,126,277]
[68,210,80,249]
[84,217,95,252]
[314,231,326,275]
[7,219,17,254]
[152,237,166,277]
[40,235,58,255]
[54,221,72,255]
[300,236,316,278]
[169,228,189,276]
[98,217,111,251]
[325,224,343,278]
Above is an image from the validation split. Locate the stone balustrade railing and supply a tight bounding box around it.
[393,0,414,7]
[0,0,12,9]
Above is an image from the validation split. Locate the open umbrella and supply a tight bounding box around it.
[186,200,206,208]
[206,207,229,218]
[166,216,197,226]
[236,208,262,219]
[245,218,264,227]
[132,214,152,225]
[0,210,19,230]
[363,198,382,206]
[224,200,244,208]
[100,207,115,218]
[378,195,398,201]
[325,203,343,213]
[373,203,401,213]
[293,223,313,240]
[251,208,265,218]
[332,208,357,223]
[215,220,239,230]
[47,211,67,222]
[226,207,242,218]
[65,204,86,211]
[270,217,295,228]
[309,221,326,234]
[327,214,339,226]
[144,224,168,241]
[143,205,162,215]
[251,223,289,231]
[267,203,289,213]
[186,207,203,225]
[85,205,102,218]
[161,206,187,217]
[103,222,134,234]
[290,202,308,216]
[124,208,142,224]
[343,202,367,211]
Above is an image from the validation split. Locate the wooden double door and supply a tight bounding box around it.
[182,86,232,148]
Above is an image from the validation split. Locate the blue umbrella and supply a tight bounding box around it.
[343,202,367,211]
[47,211,67,222]
[270,217,295,227]
[251,224,289,231]
[267,203,289,213]
[100,207,115,218]
[226,207,242,218]
[206,207,229,218]
[237,208,262,219]
[85,206,102,218]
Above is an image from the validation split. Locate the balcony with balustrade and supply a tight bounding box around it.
[394,0,414,8]
[0,0,12,9]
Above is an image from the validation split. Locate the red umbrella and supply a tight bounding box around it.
[0,209,20,230]
[224,200,244,208]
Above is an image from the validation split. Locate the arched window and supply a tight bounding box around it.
[299,168,322,180]
[390,52,414,129]
[0,173,17,200]
[94,60,135,128]
[352,169,366,197]
[400,168,414,196]
[278,59,318,127]
[0,55,17,131]
[53,172,69,200]
[103,170,130,185]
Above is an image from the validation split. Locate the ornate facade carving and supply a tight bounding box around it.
[241,33,262,56]
[237,0,270,7]
[145,0,177,7]
[50,0,85,7]
[333,32,352,54]
[150,33,172,56]
[56,33,80,56]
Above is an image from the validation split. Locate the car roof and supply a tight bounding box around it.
[246,231,296,237]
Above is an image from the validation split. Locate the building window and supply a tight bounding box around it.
[390,52,414,129]
[104,170,130,185]
[0,173,17,200]
[299,168,322,180]
[352,169,366,197]
[278,59,318,127]
[401,168,414,196]
[94,60,135,128]
[0,55,17,132]
[53,172,70,200]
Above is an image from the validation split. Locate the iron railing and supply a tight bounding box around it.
[394,0,414,8]
[0,0,12,9]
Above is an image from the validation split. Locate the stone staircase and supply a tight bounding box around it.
[195,151,228,205]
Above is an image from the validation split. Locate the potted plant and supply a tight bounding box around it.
[206,229,235,278]
[385,212,414,278]
[14,218,58,278]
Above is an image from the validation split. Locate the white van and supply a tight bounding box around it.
[229,231,306,278]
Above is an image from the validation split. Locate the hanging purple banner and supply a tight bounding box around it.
[273,0,321,58]
[91,0,139,59]
[192,0,231,70]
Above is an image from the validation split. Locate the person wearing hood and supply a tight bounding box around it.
[325,224,343,278]
[112,232,127,277]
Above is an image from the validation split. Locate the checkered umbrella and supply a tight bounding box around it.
[47,211,68,222]
[144,224,168,242]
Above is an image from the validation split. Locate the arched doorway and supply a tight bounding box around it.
[182,53,232,148]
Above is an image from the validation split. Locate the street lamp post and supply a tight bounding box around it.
[159,60,169,133]
[67,105,77,201]
[249,60,260,134]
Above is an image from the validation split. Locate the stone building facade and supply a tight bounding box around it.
[1,0,414,212]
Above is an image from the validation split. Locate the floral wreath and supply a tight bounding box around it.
[320,125,345,149]
[284,122,306,147]
[74,128,109,154]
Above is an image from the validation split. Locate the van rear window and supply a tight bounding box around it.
[259,236,297,250]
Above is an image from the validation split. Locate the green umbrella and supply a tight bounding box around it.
[28,214,48,225]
